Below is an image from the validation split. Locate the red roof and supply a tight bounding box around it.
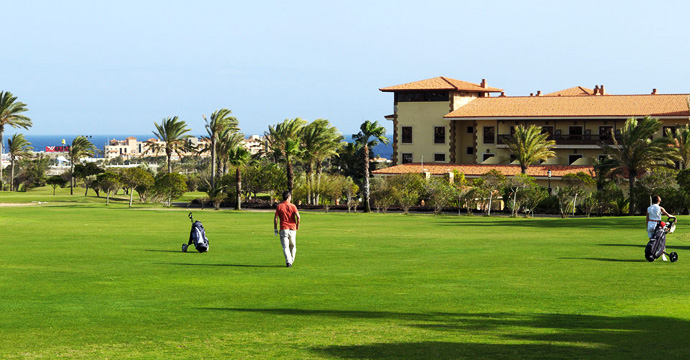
[445,93,690,119]
[380,76,503,93]
[373,163,594,178]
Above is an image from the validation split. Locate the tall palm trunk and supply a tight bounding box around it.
[363,145,371,213]
[315,162,323,205]
[306,162,313,205]
[287,156,294,192]
[70,163,75,195]
[166,149,172,174]
[235,167,242,210]
[628,173,636,216]
[10,157,15,191]
[210,138,216,189]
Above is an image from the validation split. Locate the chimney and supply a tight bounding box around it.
[536,91,542,96]
[600,85,605,95]
[652,88,658,95]
[500,92,506,97]
[530,93,534,97]
[481,79,487,88]
[594,85,600,95]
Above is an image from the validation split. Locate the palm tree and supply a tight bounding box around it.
[666,125,690,169]
[7,134,33,191]
[603,116,677,215]
[216,129,244,176]
[503,125,556,174]
[265,118,307,191]
[0,91,32,191]
[353,120,389,213]
[150,116,191,173]
[227,146,251,210]
[202,109,238,189]
[68,136,97,195]
[301,119,343,204]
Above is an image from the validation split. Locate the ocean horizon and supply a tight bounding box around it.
[4,134,394,159]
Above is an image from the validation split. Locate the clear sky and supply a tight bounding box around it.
[3,0,690,137]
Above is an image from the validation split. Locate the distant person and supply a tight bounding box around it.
[646,195,674,261]
[274,191,300,267]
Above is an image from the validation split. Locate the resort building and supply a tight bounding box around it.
[103,135,265,160]
[375,76,690,183]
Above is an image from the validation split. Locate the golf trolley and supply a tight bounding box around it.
[182,212,209,253]
[645,216,678,263]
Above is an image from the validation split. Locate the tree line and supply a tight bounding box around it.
[4,89,690,216]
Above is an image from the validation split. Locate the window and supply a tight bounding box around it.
[482,153,494,161]
[467,126,474,134]
[395,91,449,102]
[434,153,446,162]
[510,154,517,163]
[434,126,446,144]
[483,126,495,144]
[541,126,554,139]
[402,153,413,164]
[466,147,474,155]
[663,126,677,137]
[402,127,412,143]
[599,126,613,140]
[569,126,583,134]
[598,155,609,162]
[569,154,583,165]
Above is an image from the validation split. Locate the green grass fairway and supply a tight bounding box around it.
[2,201,690,358]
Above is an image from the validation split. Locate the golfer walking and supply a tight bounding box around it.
[274,191,300,267]
[646,195,674,261]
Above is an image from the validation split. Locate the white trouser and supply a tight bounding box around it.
[279,229,297,265]
[648,221,660,239]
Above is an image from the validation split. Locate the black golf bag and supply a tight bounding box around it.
[183,213,209,253]
[645,217,677,262]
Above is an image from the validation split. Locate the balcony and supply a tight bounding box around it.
[497,133,620,146]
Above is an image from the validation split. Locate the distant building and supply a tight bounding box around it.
[375,76,690,183]
[103,135,265,160]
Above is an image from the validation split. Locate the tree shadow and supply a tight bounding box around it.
[436,218,642,230]
[161,263,283,268]
[202,308,690,359]
[559,257,648,263]
[598,243,646,249]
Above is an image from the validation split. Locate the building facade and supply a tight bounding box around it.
[103,135,266,160]
[376,76,690,180]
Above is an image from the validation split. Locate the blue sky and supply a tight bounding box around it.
[3,0,689,136]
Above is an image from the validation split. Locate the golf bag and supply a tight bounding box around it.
[183,212,209,253]
[645,217,677,262]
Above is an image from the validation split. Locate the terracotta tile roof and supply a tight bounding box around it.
[445,94,690,119]
[544,86,596,97]
[373,164,594,178]
[380,76,503,93]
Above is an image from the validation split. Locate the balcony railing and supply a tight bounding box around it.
[497,134,620,145]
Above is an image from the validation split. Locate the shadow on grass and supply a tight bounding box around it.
[161,263,283,268]
[559,257,648,263]
[202,308,690,359]
[600,243,690,251]
[436,218,642,230]
[145,249,182,253]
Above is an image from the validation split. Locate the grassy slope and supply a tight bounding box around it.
[1,193,690,359]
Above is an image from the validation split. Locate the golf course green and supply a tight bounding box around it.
[1,189,689,359]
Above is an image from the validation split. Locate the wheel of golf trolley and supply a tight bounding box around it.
[182,244,188,252]
[670,252,678,263]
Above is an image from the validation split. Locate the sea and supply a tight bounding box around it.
[10,134,394,160]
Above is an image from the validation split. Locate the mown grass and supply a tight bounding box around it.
[1,189,690,359]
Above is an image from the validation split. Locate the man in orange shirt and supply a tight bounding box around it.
[274,191,300,267]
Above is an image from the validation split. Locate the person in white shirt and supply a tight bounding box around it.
[646,195,674,261]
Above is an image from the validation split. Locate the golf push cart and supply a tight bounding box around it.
[645,216,678,263]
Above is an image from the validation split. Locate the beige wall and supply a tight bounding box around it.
[396,101,452,163]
